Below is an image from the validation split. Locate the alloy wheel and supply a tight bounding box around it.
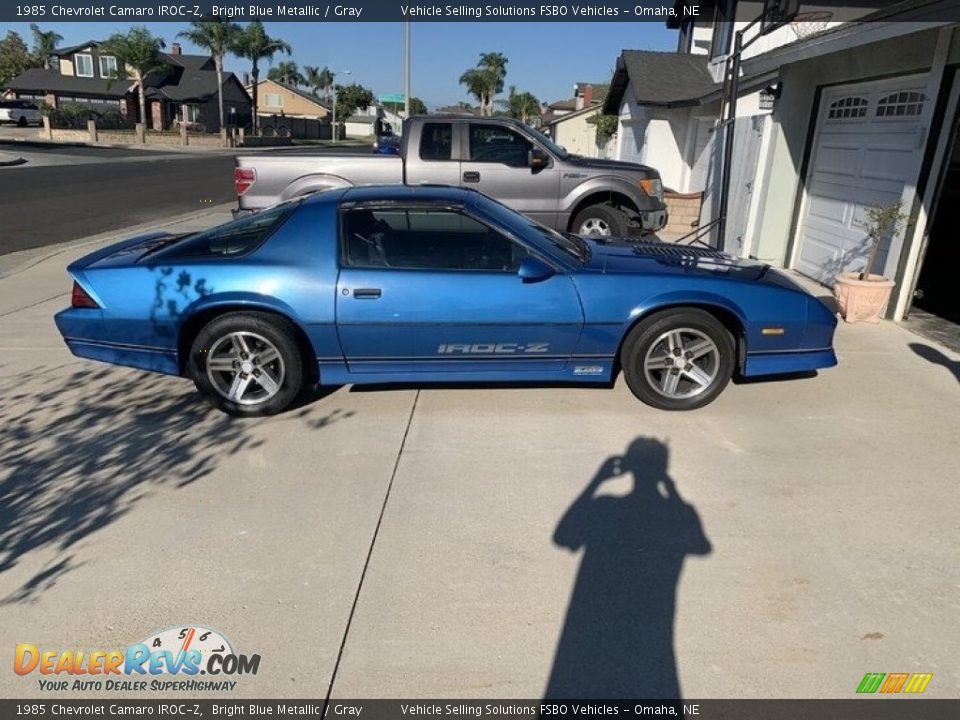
[205,331,286,406]
[578,217,611,236]
[642,328,720,399]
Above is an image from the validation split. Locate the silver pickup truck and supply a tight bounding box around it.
[234,115,668,237]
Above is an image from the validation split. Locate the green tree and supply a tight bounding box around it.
[234,21,290,135]
[502,85,539,124]
[268,60,304,87]
[29,24,63,70]
[408,96,427,115]
[101,27,168,130]
[304,65,334,101]
[334,82,374,122]
[459,52,508,116]
[0,31,31,87]
[178,18,244,133]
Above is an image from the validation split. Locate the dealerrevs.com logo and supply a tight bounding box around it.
[14,626,260,692]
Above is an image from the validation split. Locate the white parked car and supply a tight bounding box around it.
[0,100,42,127]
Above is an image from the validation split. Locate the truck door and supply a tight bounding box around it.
[404,120,461,187]
[459,122,560,228]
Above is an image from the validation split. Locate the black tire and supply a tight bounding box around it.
[571,203,630,237]
[17,116,27,128]
[188,311,305,417]
[620,308,736,411]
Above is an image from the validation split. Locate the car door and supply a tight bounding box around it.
[335,202,583,375]
[459,122,561,228]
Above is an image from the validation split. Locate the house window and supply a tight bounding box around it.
[74,54,94,78]
[827,96,868,120]
[710,0,736,60]
[99,55,118,78]
[181,105,201,123]
[263,93,283,108]
[876,91,926,118]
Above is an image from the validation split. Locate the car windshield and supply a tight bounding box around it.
[474,194,587,263]
[525,125,569,159]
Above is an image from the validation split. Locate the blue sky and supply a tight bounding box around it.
[7,21,677,108]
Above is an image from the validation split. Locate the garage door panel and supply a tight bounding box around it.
[795,76,927,283]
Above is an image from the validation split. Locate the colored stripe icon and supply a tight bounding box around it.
[857,672,933,694]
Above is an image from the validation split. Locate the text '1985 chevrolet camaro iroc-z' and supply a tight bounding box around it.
[55,186,837,415]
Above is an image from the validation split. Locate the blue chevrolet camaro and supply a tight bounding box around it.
[55,185,837,415]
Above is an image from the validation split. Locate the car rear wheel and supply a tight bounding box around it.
[17,116,27,127]
[621,309,735,411]
[188,312,304,416]
[572,204,630,237]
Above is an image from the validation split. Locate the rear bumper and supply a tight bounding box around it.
[55,309,180,376]
[742,348,838,377]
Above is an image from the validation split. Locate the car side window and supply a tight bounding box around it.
[342,207,527,272]
[419,122,453,161]
[468,124,532,167]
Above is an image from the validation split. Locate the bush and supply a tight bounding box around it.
[45,103,130,130]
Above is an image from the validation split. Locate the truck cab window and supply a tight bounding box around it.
[468,124,532,167]
[420,123,453,161]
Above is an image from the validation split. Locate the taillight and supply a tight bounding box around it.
[234,167,256,195]
[71,281,99,309]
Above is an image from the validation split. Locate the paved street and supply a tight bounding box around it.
[0,206,958,700]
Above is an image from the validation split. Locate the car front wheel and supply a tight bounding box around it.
[188,312,304,416]
[621,309,735,410]
[572,204,630,237]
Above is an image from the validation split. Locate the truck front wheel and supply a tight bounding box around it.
[572,204,630,237]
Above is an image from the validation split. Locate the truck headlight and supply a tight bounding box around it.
[639,178,663,202]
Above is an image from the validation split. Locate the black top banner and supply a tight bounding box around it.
[6,0,960,23]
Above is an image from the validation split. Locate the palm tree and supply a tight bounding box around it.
[30,24,63,70]
[459,68,494,117]
[502,86,540,125]
[304,65,334,101]
[234,21,290,135]
[101,27,168,130]
[477,52,508,113]
[268,61,304,88]
[177,18,243,134]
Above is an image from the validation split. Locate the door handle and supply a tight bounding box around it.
[353,288,382,299]
[463,171,481,183]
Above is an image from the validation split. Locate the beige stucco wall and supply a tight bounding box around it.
[752,26,960,269]
[253,80,329,119]
[552,108,604,158]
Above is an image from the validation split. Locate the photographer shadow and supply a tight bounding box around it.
[545,438,711,699]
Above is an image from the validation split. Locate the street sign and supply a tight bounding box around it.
[379,94,406,104]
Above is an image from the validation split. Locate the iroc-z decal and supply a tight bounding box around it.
[437,343,550,354]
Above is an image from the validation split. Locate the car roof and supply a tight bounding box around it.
[318,184,473,208]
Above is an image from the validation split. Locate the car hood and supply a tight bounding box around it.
[565,155,659,177]
[584,237,774,283]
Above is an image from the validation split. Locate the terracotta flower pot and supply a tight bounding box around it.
[833,272,895,323]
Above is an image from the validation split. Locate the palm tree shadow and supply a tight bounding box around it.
[545,438,711,699]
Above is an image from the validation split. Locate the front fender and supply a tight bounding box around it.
[628,290,749,329]
[562,176,658,214]
[281,173,353,202]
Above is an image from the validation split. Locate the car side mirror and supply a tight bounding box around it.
[529,147,549,171]
[518,256,555,283]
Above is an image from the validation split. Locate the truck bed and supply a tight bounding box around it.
[236,153,403,210]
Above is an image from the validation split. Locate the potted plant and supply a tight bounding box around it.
[833,201,907,323]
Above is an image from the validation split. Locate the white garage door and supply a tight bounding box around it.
[794,75,930,283]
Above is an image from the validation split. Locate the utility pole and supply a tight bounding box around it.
[404,22,412,117]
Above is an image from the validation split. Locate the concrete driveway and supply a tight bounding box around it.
[0,210,957,700]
